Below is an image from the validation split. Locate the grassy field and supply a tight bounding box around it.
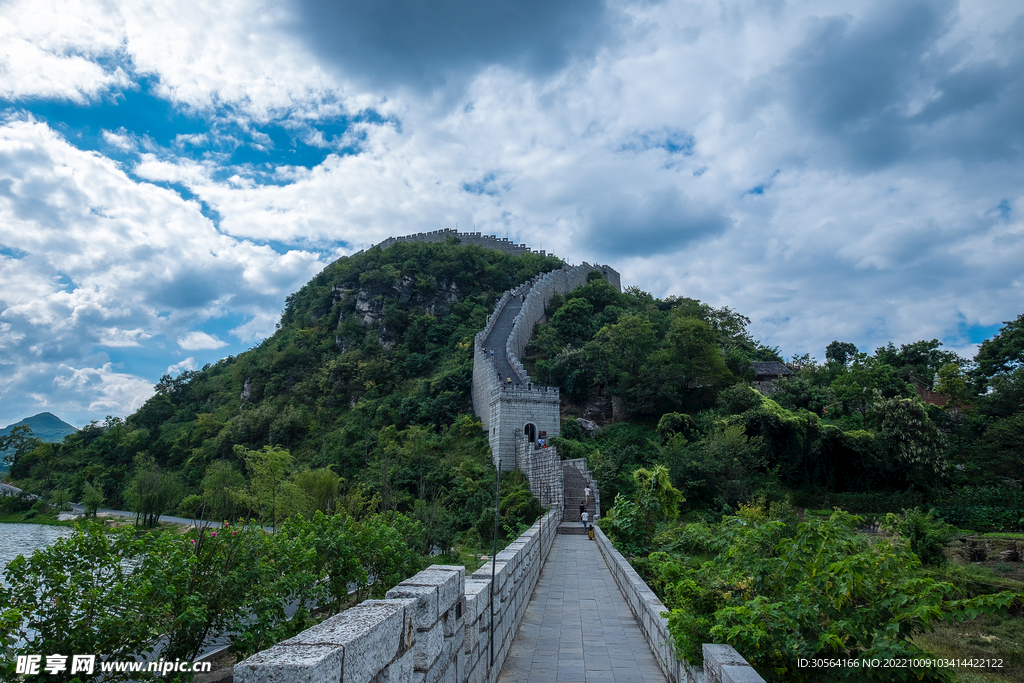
[913,613,1024,683]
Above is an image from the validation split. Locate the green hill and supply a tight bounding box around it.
[6,239,560,548]
[1,412,77,442]
[6,236,1024,544]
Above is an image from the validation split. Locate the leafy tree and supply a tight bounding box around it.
[536,347,593,402]
[870,395,947,489]
[234,445,294,532]
[717,382,764,415]
[656,412,697,441]
[0,425,40,468]
[651,510,1019,682]
[873,338,964,383]
[830,358,910,422]
[825,340,858,366]
[976,366,1024,418]
[550,297,596,346]
[603,465,683,553]
[663,425,765,509]
[587,314,658,405]
[653,316,733,411]
[124,453,184,527]
[294,467,341,516]
[934,362,969,411]
[0,526,168,681]
[974,312,1024,386]
[201,460,246,521]
[81,479,104,517]
[883,508,955,567]
[973,414,1024,481]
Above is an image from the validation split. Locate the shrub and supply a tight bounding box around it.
[648,511,1018,683]
[884,508,955,566]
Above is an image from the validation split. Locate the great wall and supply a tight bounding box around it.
[235,230,764,683]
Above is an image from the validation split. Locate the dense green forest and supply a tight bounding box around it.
[3,239,1022,541]
[2,239,557,549]
[525,277,1023,531]
[3,240,1024,682]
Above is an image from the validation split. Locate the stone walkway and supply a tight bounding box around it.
[498,534,667,683]
[481,284,531,383]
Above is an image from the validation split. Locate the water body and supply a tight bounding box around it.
[0,523,73,579]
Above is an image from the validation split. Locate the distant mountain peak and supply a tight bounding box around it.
[1,412,78,442]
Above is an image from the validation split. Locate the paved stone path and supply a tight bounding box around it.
[481,284,531,384]
[498,534,667,683]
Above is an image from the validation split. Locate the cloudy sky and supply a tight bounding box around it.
[1,0,1022,428]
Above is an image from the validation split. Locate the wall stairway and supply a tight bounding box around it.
[558,460,600,535]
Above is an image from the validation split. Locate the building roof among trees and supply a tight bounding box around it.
[752,361,794,377]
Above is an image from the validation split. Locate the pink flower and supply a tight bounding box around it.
[190,539,196,545]
[224,521,229,527]
[232,530,237,536]
[211,531,217,538]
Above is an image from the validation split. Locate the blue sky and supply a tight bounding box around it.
[1,0,1023,428]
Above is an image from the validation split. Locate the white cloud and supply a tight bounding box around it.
[0,0,132,103]
[97,327,152,347]
[0,117,326,426]
[1,0,1023,424]
[101,129,136,152]
[176,331,228,350]
[52,362,154,416]
[167,356,198,375]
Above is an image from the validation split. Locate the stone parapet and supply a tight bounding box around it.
[378,229,544,257]
[505,262,619,385]
[235,508,562,683]
[472,260,620,472]
[515,431,562,510]
[592,526,765,683]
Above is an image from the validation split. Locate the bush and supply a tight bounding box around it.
[717,382,763,415]
[934,486,1024,532]
[0,492,33,514]
[884,508,955,566]
[647,510,1018,683]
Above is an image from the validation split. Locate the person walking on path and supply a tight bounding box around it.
[578,500,586,516]
[581,510,590,531]
[584,485,592,504]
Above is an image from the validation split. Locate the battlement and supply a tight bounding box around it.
[471,261,620,474]
[375,228,551,258]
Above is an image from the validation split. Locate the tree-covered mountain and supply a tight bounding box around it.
[1,412,77,442]
[6,240,556,547]
[5,238,1024,544]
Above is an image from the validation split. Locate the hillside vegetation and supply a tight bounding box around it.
[4,239,558,549]
[4,241,1024,682]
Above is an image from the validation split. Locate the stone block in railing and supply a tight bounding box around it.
[414,620,445,672]
[390,567,464,617]
[235,598,413,683]
[384,584,438,631]
[703,645,765,683]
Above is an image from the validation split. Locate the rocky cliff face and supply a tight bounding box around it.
[332,277,463,350]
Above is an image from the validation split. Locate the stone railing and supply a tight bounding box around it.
[505,263,619,384]
[235,507,562,683]
[514,430,562,510]
[592,526,766,683]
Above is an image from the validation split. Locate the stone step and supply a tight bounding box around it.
[556,523,590,535]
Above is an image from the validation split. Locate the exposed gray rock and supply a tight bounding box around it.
[575,418,601,438]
